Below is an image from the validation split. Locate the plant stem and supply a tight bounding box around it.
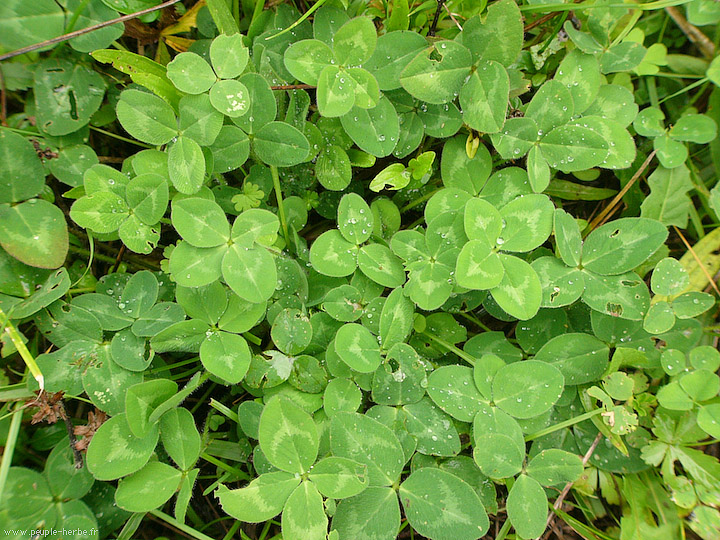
[0,403,23,503]
[150,509,217,540]
[422,332,476,366]
[494,518,512,540]
[524,409,603,442]
[0,311,44,391]
[209,398,239,422]
[270,165,290,248]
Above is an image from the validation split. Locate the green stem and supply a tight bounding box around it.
[494,518,512,540]
[0,404,23,504]
[270,165,290,248]
[524,409,603,442]
[422,332,476,366]
[458,312,493,333]
[90,125,153,148]
[201,453,249,479]
[209,398,239,422]
[265,0,329,40]
[0,311,44,391]
[150,510,217,540]
[223,521,242,540]
[400,187,442,213]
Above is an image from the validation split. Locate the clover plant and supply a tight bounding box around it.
[1,0,720,539]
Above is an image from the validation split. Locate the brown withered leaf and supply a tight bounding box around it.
[73,410,108,452]
[26,391,66,425]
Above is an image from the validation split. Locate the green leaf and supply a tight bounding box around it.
[403,397,461,456]
[534,333,610,385]
[427,365,485,422]
[330,412,404,486]
[0,130,45,203]
[527,449,583,486]
[527,145,551,193]
[125,378,177,437]
[254,122,310,167]
[232,73,277,134]
[489,254,542,320]
[205,0,239,35]
[0,0,64,52]
[572,116,636,170]
[310,229,358,277]
[210,33,249,79]
[92,49,182,109]
[86,414,159,481]
[33,59,106,136]
[333,17,377,65]
[460,61,509,134]
[405,260,454,311]
[120,269,158,318]
[490,117,539,160]
[463,198,502,245]
[171,197,229,248]
[210,126,250,173]
[217,472,300,522]
[160,407,202,470]
[492,360,564,419]
[640,164,694,227]
[554,209,582,267]
[347,68,380,109]
[316,65,356,117]
[400,41,473,104]
[651,257,689,296]
[455,241,504,290]
[654,134,688,169]
[532,256,585,308]
[539,124,609,172]
[379,288,414,350]
[338,193,373,244]
[473,433,524,478]
[441,135,492,194]
[116,89,177,145]
[84,163,129,197]
[200,330,251,384]
[115,461,181,512]
[168,137,206,194]
[317,145,352,190]
[584,84,638,128]
[272,309,312,355]
[126,173,168,226]
[672,292,715,319]
[372,343,426,406]
[308,457,368,499]
[222,245,277,303]
[340,97,399,157]
[259,396,319,474]
[634,106,666,137]
[555,50,601,114]
[209,79,250,118]
[365,31,427,91]
[285,39,334,85]
[507,475,548,540]
[357,244,406,288]
[582,217,668,275]
[499,194,554,252]
[169,242,225,287]
[282,481,328,540]
[669,114,717,143]
[332,487,400,540]
[697,404,720,439]
[0,199,68,269]
[231,208,280,248]
[167,52,216,94]
[526,80,574,134]
[399,468,489,540]
[460,0,523,66]
[8,268,70,319]
[70,192,128,234]
[582,270,650,320]
[335,323,382,373]
[324,377,362,416]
